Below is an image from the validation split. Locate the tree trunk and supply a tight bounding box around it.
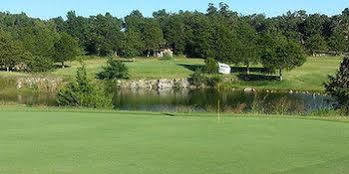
[6,67,9,72]
[246,64,250,75]
[279,68,283,81]
[147,50,150,57]
[61,62,65,68]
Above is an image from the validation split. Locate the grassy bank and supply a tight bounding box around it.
[0,109,348,174]
[0,56,341,92]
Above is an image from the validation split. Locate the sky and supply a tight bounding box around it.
[0,0,348,19]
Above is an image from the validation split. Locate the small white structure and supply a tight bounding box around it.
[218,63,231,74]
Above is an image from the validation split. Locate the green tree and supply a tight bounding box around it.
[305,34,328,56]
[325,57,349,114]
[328,30,347,55]
[65,11,90,49]
[210,22,239,64]
[121,29,144,57]
[160,15,187,55]
[0,30,28,71]
[57,64,112,108]
[142,18,164,57]
[90,13,124,56]
[185,13,214,58]
[236,20,260,74]
[18,20,59,59]
[260,33,306,80]
[204,58,218,74]
[53,32,81,68]
[97,58,129,80]
[26,56,54,73]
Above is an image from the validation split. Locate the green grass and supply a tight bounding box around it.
[0,56,342,91]
[52,56,204,80]
[0,109,349,174]
[232,56,342,91]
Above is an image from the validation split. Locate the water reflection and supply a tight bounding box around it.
[113,89,333,114]
[0,89,334,114]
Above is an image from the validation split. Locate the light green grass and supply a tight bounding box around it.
[0,56,342,91]
[52,56,204,80]
[232,56,342,91]
[0,110,348,174]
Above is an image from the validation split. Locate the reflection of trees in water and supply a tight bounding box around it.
[112,89,332,114]
[0,93,56,106]
[0,88,332,114]
[252,93,305,114]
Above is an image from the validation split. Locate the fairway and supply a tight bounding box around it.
[0,111,348,174]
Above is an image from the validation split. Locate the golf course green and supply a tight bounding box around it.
[0,110,348,174]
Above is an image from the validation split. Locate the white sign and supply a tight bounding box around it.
[218,63,231,74]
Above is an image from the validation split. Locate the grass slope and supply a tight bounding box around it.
[0,110,348,174]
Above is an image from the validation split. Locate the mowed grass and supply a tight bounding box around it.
[0,110,349,174]
[0,56,341,91]
[52,56,341,91]
[52,56,204,80]
[233,56,342,91]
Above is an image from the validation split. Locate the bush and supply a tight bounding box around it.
[26,56,54,73]
[97,58,129,80]
[204,58,218,74]
[325,56,349,114]
[57,65,112,108]
[160,55,173,61]
[206,75,223,87]
[189,69,207,87]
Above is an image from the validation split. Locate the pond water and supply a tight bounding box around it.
[0,89,334,114]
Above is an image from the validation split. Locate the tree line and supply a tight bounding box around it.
[1,3,349,73]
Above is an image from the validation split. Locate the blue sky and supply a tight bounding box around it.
[0,0,348,19]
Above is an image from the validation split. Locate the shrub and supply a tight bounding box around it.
[97,58,129,80]
[26,56,54,73]
[204,58,218,74]
[57,65,112,108]
[189,69,207,87]
[160,55,173,61]
[206,75,223,87]
[324,56,349,114]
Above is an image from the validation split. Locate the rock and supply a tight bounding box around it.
[244,88,256,93]
[158,79,174,90]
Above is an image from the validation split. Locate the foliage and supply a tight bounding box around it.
[328,30,347,55]
[189,68,223,87]
[160,55,173,61]
[210,21,239,64]
[0,30,29,71]
[26,56,54,73]
[1,4,349,80]
[120,29,144,58]
[142,18,165,56]
[235,20,260,73]
[325,57,349,114]
[189,69,207,87]
[260,33,306,80]
[305,34,328,55]
[204,58,218,74]
[53,32,81,67]
[96,58,129,80]
[206,75,223,87]
[57,64,112,108]
[18,20,59,59]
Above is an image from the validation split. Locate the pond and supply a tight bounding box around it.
[0,89,334,114]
